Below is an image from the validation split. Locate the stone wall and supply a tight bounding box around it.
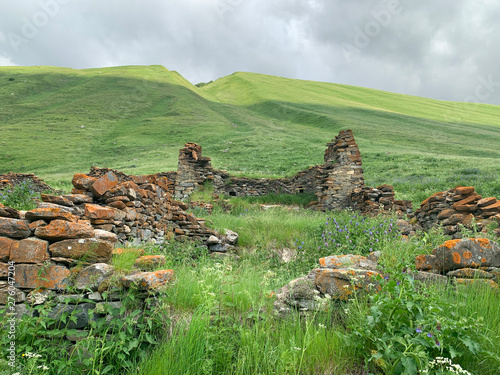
[174,143,214,200]
[413,186,500,238]
[0,172,54,193]
[172,130,411,214]
[315,130,365,211]
[0,203,177,328]
[69,168,229,247]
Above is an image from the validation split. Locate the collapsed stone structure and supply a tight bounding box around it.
[0,202,177,328]
[0,172,54,193]
[414,186,500,238]
[171,130,412,215]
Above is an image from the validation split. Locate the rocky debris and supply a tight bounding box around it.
[274,253,382,313]
[67,167,225,246]
[415,238,500,288]
[121,269,175,290]
[413,186,500,237]
[350,185,413,216]
[0,172,54,193]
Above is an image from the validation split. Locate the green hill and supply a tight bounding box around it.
[1,65,499,203]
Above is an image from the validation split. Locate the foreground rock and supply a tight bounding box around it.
[416,238,500,273]
[415,238,500,289]
[274,253,382,313]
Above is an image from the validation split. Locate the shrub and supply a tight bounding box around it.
[346,270,490,375]
[0,181,39,210]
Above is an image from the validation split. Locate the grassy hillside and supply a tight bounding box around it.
[1,65,499,203]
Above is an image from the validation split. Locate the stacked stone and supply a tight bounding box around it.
[415,238,500,288]
[350,184,413,215]
[212,166,320,197]
[174,143,214,200]
[316,130,365,211]
[70,169,220,245]
[414,186,500,237]
[0,201,118,318]
[0,172,54,193]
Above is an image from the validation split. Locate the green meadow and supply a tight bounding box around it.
[1,66,500,375]
[1,65,500,203]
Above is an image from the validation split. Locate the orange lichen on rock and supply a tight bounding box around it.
[472,238,492,249]
[443,239,461,249]
[463,251,472,260]
[452,252,461,264]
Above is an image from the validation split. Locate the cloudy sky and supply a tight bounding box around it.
[1,0,499,105]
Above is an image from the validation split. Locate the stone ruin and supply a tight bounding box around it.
[172,129,413,215]
[0,172,54,193]
[413,186,500,238]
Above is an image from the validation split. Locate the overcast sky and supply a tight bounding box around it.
[0,0,499,105]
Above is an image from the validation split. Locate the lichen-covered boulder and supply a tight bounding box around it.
[309,268,381,301]
[432,238,500,272]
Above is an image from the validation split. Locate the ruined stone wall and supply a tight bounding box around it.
[172,130,410,214]
[315,130,366,211]
[0,202,178,330]
[174,143,214,200]
[0,172,54,193]
[211,166,319,197]
[69,168,222,246]
[414,186,500,238]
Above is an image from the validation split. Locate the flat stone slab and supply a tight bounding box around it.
[10,237,49,263]
[35,220,94,241]
[49,238,113,263]
[14,264,71,290]
[0,217,31,239]
[25,207,77,222]
[319,254,377,270]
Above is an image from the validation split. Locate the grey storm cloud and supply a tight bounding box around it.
[0,0,499,105]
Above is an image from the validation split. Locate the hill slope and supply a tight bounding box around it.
[1,65,499,202]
